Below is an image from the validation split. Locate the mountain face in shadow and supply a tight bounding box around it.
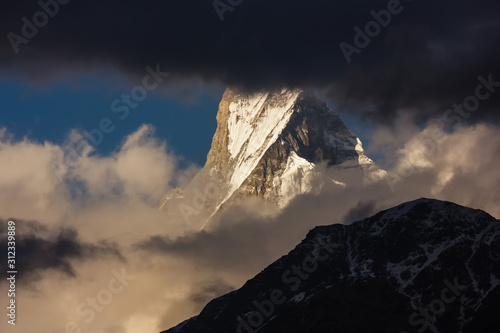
[163,198,500,333]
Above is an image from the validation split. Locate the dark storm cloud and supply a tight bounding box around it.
[0,0,499,123]
[0,219,124,281]
[135,224,280,272]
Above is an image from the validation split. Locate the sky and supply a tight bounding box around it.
[0,1,499,333]
[0,74,222,166]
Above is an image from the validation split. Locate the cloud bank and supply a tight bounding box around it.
[1,0,499,124]
[1,116,499,333]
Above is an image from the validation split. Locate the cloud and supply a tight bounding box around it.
[136,122,500,312]
[0,124,176,224]
[155,278,234,331]
[66,124,175,204]
[342,200,377,223]
[386,122,500,217]
[0,219,124,281]
[1,0,499,124]
[0,130,67,218]
[187,279,234,309]
[1,117,499,333]
[0,124,246,333]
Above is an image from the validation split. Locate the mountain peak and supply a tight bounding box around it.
[208,87,385,204]
[160,87,386,227]
[163,199,500,333]
[310,198,492,241]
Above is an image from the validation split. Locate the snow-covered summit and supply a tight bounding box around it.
[160,88,386,227]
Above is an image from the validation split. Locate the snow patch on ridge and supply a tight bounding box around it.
[277,151,316,207]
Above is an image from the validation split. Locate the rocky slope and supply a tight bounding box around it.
[159,88,385,228]
[162,198,500,333]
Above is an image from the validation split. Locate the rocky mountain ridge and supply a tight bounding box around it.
[162,198,500,333]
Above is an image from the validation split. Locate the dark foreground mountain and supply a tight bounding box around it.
[162,198,500,333]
